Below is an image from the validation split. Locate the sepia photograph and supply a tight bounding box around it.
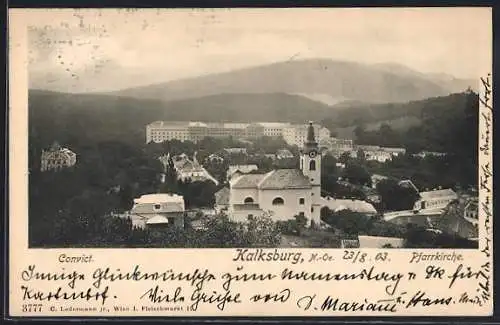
[27,8,484,249]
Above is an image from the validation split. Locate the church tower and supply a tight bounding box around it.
[300,121,322,226]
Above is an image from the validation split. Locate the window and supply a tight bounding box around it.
[311,207,314,212]
[154,204,161,210]
[299,212,305,217]
[244,197,254,204]
[309,160,316,171]
[299,198,305,205]
[272,197,284,205]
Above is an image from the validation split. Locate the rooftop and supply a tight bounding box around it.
[228,164,258,175]
[134,193,184,204]
[231,174,265,189]
[215,187,230,205]
[257,122,291,128]
[419,189,457,200]
[322,197,377,214]
[258,169,312,190]
[146,215,170,224]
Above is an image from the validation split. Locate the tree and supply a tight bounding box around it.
[353,125,366,143]
[321,154,339,194]
[338,152,351,164]
[320,208,372,236]
[376,179,419,211]
[161,154,179,193]
[342,161,371,186]
[294,214,308,236]
[118,184,134,211]
[356,149,366,162]
[244,213,282,247]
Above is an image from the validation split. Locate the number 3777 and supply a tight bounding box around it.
[22,304,43,313]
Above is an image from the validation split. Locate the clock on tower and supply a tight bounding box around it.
[300,121,321,187]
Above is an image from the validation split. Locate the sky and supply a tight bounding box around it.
[23,8,492,93]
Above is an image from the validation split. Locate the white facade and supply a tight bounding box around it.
[146,121,190,143]
[41,145,77,172]
[258,122,291,137]
[282,124,330,147]
[129,193,186,229]
[228,122,324,226]
[146,120,332,145]
[413,188,458,211]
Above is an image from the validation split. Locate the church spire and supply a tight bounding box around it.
[304,121,318,151]
[306,121,315,143]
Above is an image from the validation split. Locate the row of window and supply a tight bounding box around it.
[243,196,311,206]
[425,198,453,207]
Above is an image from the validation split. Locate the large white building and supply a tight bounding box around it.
[282,123,331,147]
[228,122,323,225]
[146,121,190,143]
[145,121,328,144]
[258,122,291,137]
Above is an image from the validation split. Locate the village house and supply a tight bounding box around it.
[226,164,259,181]
[355,145,406,163]
[413,188,458,211]
[203,153,224,164]
[371,174,389,189]
[320,137,354,157]
[126,193,186,229]
[224,147,248,155]
[160,153,219,185]
[463,198,478,227]
[276,149,294,160]
[321,196,378,215]
[40,142,77,172]
[413,151,447,159]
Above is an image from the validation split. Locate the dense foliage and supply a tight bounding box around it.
[320,207,477,248]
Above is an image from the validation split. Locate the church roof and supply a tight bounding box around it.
[231,174,265,189]
[258,169,312,190]
[215,187,230,205]
[231,169,312,190]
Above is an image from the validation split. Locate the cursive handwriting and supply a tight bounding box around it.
[92,265,215,290]
[21,264,85,289]
[448,264,487,289]
[282,266,404,295]
[221,266,276,291]
[405,291,452,308]
[140,286,185,303]
[190,288,241,311]
[21,285,110,305]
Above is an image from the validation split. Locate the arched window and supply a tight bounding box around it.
[272,197,285,205]
[244,197,254,204]
[309,160,316,171]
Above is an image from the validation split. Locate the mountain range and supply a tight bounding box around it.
[99,59,476,104]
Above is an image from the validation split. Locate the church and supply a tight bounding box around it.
[228,122,322,225]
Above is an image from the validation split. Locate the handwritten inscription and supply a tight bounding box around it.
[477,72,493,310]
[18,242,494,315]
